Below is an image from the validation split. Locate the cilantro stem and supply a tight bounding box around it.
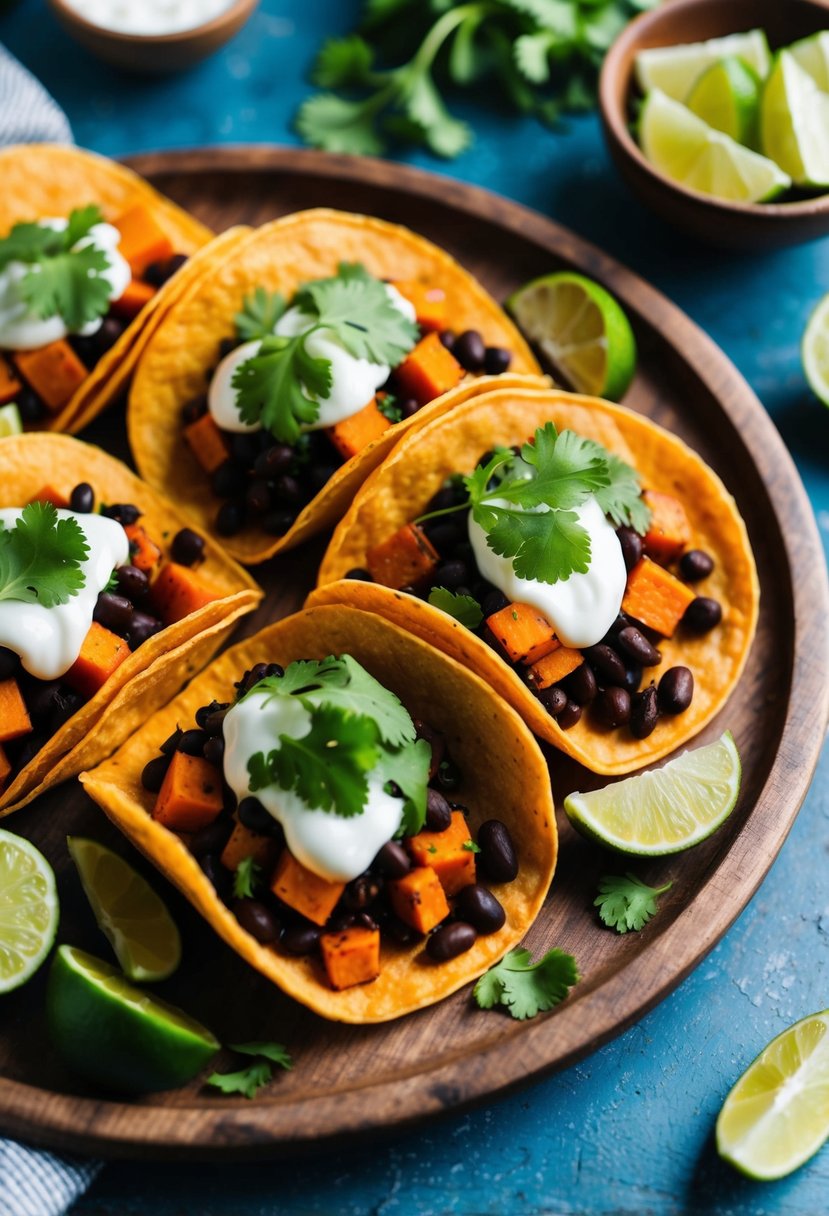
[413,501,470,526]
[410,4,493,76]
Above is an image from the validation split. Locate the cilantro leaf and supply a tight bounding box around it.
[376,392,402,423]
[508,425,610,510]
[312,35,376,88]
[232,856,263,900]
[462,840,481,853]
[296,92,386,157]
[21,243,112,331]
[235,287,286,341]
[474,946,579,1020]
[0,221,62,271]
[299,271,418,366]
[230,1041,293,1070]
[593,450,651,534]
[485,504,591,584]
[0,502,88,607]
[64,204,106,248]
[594,873,672,934]
[206,1060,273,1100]
[232,334,328,444]
[376,736,431,836]
[428,587,483,629]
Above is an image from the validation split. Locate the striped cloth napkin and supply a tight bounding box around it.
[0,42,102,1216]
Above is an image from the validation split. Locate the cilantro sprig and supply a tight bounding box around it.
[206,1041,292,1100]
[234,287,287,341]
[474,946,579,1019]
[232,856,263,900]
[428,587,483,628]
[594,873,673,934]
[0,502,89,607]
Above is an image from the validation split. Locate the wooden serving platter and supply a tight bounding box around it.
[0,147,827,1160]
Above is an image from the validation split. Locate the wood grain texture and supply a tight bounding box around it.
[0,147,826,1160]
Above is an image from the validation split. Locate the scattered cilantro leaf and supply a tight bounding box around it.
[0,502,88,607]
[206,1060,273,1100]
[234,287,286,341]
[376,393,402,423]
[462,840,481,853]
[104,569,119,594]
[474,946,579,1020]
[594,873,672,934]
[232,856,263,900]
[428,586,484,629]
[230,1041,293,1070]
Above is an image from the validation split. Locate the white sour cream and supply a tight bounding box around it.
[0,219,131,351]
[58,0,235,36]
[0,509,129,680]
[222,690,404,884]
[470,495,627,649]
[207,285,416,435]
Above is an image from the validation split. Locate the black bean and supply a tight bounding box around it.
[230,433,258,467]
[584,643,627,686]
[101,503,140,526]
[144,252,188,287]
[253,443,292,478]
[237,796,275,834]
[414,718,445,779]
[264,508,296,536]
[218,336,239,360]
[243,479,269,516]
[211,460,246,498]
[435,560,469,590]
[115,564,149,600]
[438,330,456,352]
[477,819,518,883]
[0,647,20,680]
[344,567,372,581]
[601,612,632,643]
[427,481,467,513]
[658,666,694,714]
[342,874,382,911]
[557,699,583,731]
[683,597,722,633]
[679,549,715,583]
[455,884,506,934]
[538,685,568,717]
[399,398,420,419]
[383,914,420,944]
[425,789,453,833]
[189,816,233,857]
[373,840,411,878]
[616,626,661,666]
[141,753,171,792]
[178,728,209,757]
[563,663,598,705]
[273,474,302,504]
[48,688,83,731]
[281,922,321,956]
[427,921,476,961]
[196,701,230,734]
[23,679,58,722]
[171,528,205,566]
[234,899,281,944]
[69,482,94,513]
[16,387,45,424]
[198,853,231,900]
[436,758,461,792]
[216,500,246,536]
[128,611,163,648]
[482,589,510,618]
[592,686,631,728]
[617,526,644,572]
[630,685,659,739]
[265,663,284,678]
[453,330,486,372]
[237,662,269,693]
[422,519,462,553]
[95,316,125,354]
[181,394,208,424]
[203,735,225,766]
[483,346,512,375]
[621,664,642,693]
[93,592,133,634]
[160,727,182,755]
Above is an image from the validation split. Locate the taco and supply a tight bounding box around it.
[80,604,557,1023]
[312,386,759,776]
[0,144,245,436]
[127,207,545,564]
[0,433,262,815]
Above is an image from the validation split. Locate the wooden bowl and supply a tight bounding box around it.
[46,0,259,74]
[599,0,829,249]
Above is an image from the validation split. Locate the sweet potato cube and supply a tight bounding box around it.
[65,622,130,698]
[526,646,584,690]
[184,413,230,475]
[622,556,696,638]
[328,398,391,461]
[389,865,450,934]
[407,810,477,897]
[0,744,10,793]
[27,484,69,509]
[150,562,220,625]
[14,340,87,412]
[486,602,558,666]
[0,355,22,405]
[270,850,345,927]
[643,491,692,564]
[124,523,163,575]
[111,277,156,320]
[320,925,381,990]
[152,751,224,833]
[220,817,280,873]
[0,679,32,743]
[391,280,447,331]
[366,522,439,590]
[395,332,463,405]
[114,203,174,277]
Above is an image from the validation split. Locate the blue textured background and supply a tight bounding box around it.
[2,2,829,1212]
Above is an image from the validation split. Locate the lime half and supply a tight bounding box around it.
[640,89,791,203]
[802,293,829,407]
[68,837,181,982]
[635,29,771,101]
[507,272,637,401]
[0,829,59,993]
[0,403,22,438]
[564,731,741,855]
[687,57,761,145]
[788,31,829,93]
[47,944,219,1093]
[717,1009,829,1180]
[761,52,829,188]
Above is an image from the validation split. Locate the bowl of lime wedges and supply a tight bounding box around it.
[599,0,829,249]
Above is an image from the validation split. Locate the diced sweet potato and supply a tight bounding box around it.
[0,355,22,405]
[184,413,230,475]
[395,332,463,405]
[111,277,156,320]
[366,523,439,590]
[270,850,345,927]
[152,751,224,833]
[643,491,692,564]
[391,280,447,331]
[220,817,280,873]
[0,679,32,743]
[388,865,450,934]
[0,744,10,793]
[526,646,584,690]
[124,523,163,576]
[114,203,174,277]
[486,602,558,666]
[328,398,391,460]
[14,340,87,412]
[150,562,220,625]
[622,556,697,638]
[65,622,130,698]
[407,810,477,897]
[320,925,381,990]
[27,484,69,509]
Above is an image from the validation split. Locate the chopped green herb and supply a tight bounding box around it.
[474,946,579,1020]
[232,856,263,901]
[594,873,673,934]
[428,844,438,855]
[230,1041,293,1070]
[205,1041,292,1100]
[103,569,119,594]
[234,287,287,341]
[428,586,483,629]
[376,392,403,423]
[462,840,481,853]
[0,502,88,607]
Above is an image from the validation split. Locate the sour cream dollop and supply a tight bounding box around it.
[0,218,131,351]
[469,495,627,650]
[222,691,404,884]
[207,285,416,435]
[57,0,235,36]
[0,509,129,680]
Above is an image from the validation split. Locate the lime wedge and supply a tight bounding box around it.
[0,829,59,993]
[717,1009,829,1180]
[0,403,22,438]
[788,30,829,93]
[506,272,637,401]
[564,731,741,855]
[802,292,829,407]
[635,29,771,101]
[47,944,219,1093]
[640,89,791,203]
[761,52,829,187]
[687,56,761,145]
[68,837,181,982]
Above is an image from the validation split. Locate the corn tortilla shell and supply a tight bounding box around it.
[313,387,760,777]
[81,605,557,1023]
[127,208,545,564]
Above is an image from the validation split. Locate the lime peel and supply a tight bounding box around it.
[802,292,829,407]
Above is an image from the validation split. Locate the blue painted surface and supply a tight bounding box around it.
[2,1,828,1211]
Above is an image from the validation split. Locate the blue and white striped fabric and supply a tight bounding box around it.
[0,43,73,145]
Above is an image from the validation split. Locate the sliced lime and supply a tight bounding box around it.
[507,272,637,401]
[717,1009,829,1180]
[47,944,219,1093]
[564,731,741,855]
[760,52,829,187]
[0,829,59,993]
[68,837,181,982]
[802,292,829,407]
[0,403,23,438]
[635,29,771,101]
[640,89,791,203]
[788,30,829,93]
[686,56,761,145]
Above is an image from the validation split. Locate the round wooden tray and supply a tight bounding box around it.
[1,147,827,1160]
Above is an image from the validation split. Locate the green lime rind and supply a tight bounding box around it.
[802,292,829,408]
[635,28,771,101]
[0,828,59,994]
[686,56,761,147]
[760,51,829,188]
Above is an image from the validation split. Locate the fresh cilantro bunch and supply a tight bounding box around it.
[0,205,115,331]
[0,502,89,607]
[594,873,672,934]
[206,1041,292,1100]
[243,655,431,832]
[297,0,658,159]
[474,945,579,1019]
[231,263,418,445]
